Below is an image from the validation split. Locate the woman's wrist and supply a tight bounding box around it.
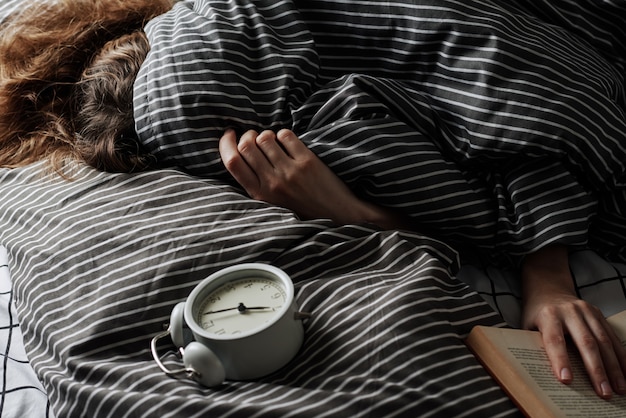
[349,200,414,231]
[521,244,575,327]
[522,245,573,292]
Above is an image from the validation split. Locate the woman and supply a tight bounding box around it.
[1,0,626,400]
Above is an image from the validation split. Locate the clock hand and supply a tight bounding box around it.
[203,302,278,315]
[203,307,244,315]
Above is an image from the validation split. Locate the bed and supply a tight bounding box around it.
[1,0,626,417]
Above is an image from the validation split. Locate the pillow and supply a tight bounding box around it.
[0,162,518,417]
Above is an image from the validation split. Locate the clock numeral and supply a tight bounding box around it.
[261,284,271,290]
[244,283,254,289]
[202,320,215,329]
[271,293,282,299]
[215,328,226,335]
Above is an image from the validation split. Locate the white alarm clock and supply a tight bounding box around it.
[151,263,309,387]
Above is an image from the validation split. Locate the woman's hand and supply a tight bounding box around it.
[522,245,626,398]
[219,128,412,230]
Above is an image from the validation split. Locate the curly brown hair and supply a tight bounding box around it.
[0,0,174,173]
[73,31,155,172]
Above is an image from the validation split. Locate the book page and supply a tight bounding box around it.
[486,315,626,418]
[607,310,626,344]
[506,341,626,417]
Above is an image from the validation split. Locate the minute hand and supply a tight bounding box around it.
[204,303,275,314]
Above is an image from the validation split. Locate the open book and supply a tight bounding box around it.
[466,310,626,418]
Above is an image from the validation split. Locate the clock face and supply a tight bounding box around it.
[196,277,288,336]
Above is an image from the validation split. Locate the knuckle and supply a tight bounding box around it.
[238,131,258,147]
[595,331,612,346]
[573,298,591,310]
[237,141,254,155]
[535,304,562,322]
[544,333,567,348]
[255,134,272,147]
[579,333,598,350]
[590,365,606,380]
[222,154,242,171]
[296,154,316,171]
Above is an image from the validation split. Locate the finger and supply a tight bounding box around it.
[585,313,626,395]
[611,323,626,394]
[539,316,574,385]
[218,129,260,194]
[254,130,291,166]
[566,313,613,398]
[612,333,626,395]
[276,129,312,160]
[237,130,275,171]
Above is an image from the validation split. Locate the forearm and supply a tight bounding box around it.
[341,199,415,231]
[521,244,575,316]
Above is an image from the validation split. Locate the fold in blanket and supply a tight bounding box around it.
[134,0,626,261]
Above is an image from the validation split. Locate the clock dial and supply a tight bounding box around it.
[197,277,287,335]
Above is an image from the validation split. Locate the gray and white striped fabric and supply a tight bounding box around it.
[134,0,626,261]
[0,0,18,20]
[4,163,626,418]
[2,0,626,417]
[0,162,519,417]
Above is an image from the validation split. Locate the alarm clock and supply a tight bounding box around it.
[150,263,309,387]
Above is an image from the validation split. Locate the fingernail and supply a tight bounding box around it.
[559,368,572,382]
[601,381,612,398]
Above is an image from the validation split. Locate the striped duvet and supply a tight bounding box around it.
[134,0,626,261]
